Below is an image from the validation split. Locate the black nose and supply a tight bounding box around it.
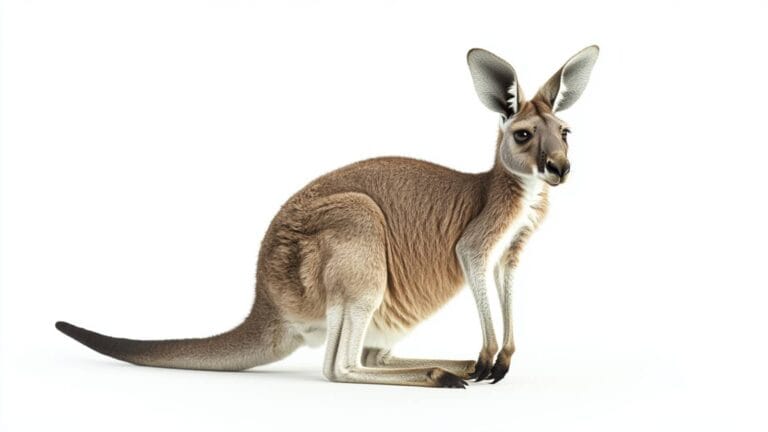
[545,159,570,177]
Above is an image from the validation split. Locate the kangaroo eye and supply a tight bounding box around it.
[562,128,571,141]
[512,130,532,144]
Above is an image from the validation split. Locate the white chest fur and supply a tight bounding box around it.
[485,175,546,276]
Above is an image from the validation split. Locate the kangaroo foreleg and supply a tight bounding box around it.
[486,263,515,383]
[457,245,499,381]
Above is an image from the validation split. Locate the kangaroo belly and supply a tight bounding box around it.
[371,257,467,334]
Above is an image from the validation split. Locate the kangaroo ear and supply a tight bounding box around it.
[535,45,599,112]
[467,49,522,120]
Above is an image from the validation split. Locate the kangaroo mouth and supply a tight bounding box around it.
[540,173,564,186]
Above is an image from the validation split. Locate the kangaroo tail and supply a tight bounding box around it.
[56,293,302,371]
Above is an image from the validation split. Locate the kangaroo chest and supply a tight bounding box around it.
[486,176,547,270]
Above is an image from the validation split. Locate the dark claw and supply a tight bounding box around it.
[468,356,493,382]
[475,367,491,381]
[436,371,468,389]
[489,360,510,384]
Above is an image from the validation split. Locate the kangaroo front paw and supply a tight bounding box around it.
[428,368,468,389]
[489,360,509,383]
[488,349,514,383]
[468,352,494,381]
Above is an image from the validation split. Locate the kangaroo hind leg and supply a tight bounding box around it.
[316,193,466,388]
[361,348,477,380]
[324,301,467,388]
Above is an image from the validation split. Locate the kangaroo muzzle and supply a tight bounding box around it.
[543,152,570,185]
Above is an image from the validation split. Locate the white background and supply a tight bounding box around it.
[2,1,767,431]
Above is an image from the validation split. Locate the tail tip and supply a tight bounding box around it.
[56,320,75,334]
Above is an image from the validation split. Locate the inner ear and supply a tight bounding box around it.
[504,82,518,119]
[467,49,522,119]
[534,45,599,112]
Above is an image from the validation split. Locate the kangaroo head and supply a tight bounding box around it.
[467,46,599,186]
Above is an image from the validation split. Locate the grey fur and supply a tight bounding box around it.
[467,48,520,118]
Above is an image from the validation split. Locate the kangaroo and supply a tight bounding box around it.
[57,46,599,388]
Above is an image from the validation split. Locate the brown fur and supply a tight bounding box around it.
[263,158,489,330]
